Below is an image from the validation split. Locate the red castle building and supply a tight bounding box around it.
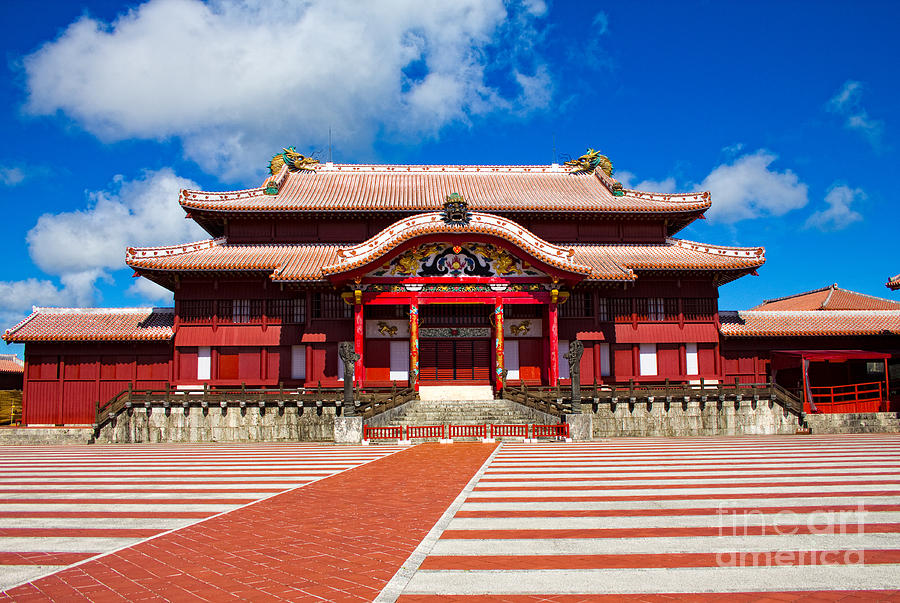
[4,149,898,426]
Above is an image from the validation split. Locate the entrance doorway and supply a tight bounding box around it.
[419,339,491,383]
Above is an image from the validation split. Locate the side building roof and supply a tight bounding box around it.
[0,354,24,373]
[720,310,900,338]
[3,308,174,343]
[752,283,900,311]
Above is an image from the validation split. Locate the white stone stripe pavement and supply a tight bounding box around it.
[459,495,900,511]
[403,565,900,595]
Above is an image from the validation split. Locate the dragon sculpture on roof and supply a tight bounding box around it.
[268,147,319,175]
[565,148,614,177]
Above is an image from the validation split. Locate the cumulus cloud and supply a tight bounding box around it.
[804,184,865,231]
[27,168,204,279]
[0,167,26,187]
[0,168,204,329]
[828,80,885,148]
[22,0,552,180]
[701,151,808,223]
[127,277,174,303]
[616,149,809,224]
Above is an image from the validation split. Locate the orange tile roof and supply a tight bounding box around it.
[179,164,712,216]
[753,284,900,311]
[888,274,900,291]
[0,354,23,373]
[720,310,900,337]
[127,236,763,284]
[3,308,174,343]
[127,238,342,280]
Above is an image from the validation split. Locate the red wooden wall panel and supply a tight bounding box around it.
[24,382,59,424]
[613,344,633,378]
[62,381,95,424]
[518,339,542,382]
[657,344,681,377]
[365,339,391,382]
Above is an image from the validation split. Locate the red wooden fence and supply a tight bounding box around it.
[362,425,402,441]
[810,381,885,413]
[532,423,570,439]
[407,424,445,439]
[449,424,487,439]
[490,424,528,438]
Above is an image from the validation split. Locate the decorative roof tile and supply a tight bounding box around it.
[753,284,900,311]
[179,164,712,216]
[0,354,24,373]
[720,310,900,337]
[888,274,900,291]
[321,212,594,278]
[3,308,174,343]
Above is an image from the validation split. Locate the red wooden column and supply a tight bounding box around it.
[354,301,364,385]
[548,302,559,387]
[494,299,504,392]
[409,301,419,391]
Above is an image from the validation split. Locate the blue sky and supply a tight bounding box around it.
[1,0,898,355]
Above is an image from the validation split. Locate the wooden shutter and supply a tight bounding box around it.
[437,341,454,380]
[473,340,491,380]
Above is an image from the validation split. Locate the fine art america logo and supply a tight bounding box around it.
[714,502,869,567]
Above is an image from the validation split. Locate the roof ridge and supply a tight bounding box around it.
[126,238,225,260]
[830,286,900,306]
[666,237,765,258]
[31,307,173,314]
[760,284,835,305]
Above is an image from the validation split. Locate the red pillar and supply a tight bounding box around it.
[494,299,504,392]
[354,301,364,386]
[549,302,559,387]
[409,301,419,391]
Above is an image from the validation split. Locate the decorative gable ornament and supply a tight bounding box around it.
[440,193,472,226]
[268,147,319,176]
[565,148,614,177]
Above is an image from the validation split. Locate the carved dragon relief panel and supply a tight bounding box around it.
[369,243,547,279]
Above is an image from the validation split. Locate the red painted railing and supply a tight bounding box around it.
[490,424,528,438]
[449,424,487,439]
[532,423,570,439]
[407,424,446,439]
[810,381,885,413]
[363,425,402,441]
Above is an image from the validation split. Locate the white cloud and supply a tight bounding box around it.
[27,168,205,281]
[0,278,77,332]
[22,0,551,180]
[618,149,809,224]
[614,170,677,193]
[827,80,885,148]
[592,11,609,35]
[0,168,206,327]
[701,151,808,223]
[804,184,865,231]
[0,167,26,187]
[127,277,174,303]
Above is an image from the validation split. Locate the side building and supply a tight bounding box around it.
[4,150,766,425]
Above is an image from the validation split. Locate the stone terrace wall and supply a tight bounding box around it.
[97,406,337,443]
[590,398,801,438]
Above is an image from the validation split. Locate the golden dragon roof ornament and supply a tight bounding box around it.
[565,148,614,177]
[268,147,319,176]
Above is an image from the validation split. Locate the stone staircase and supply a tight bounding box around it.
[804,412,900,434]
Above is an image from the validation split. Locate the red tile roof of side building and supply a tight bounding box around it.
[127,236,764,285]
[179,164,712,216]
[0,354,24,373]
[888,274,900,290]
[752,283,900,311]
[3,308,174,343]
[720,310,900,337]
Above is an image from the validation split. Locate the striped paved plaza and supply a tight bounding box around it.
[0,443,403,592]
[394,435,900,601]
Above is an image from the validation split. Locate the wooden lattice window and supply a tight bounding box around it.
[312,292,352,319]
[559,292,594,318]
[612,298,632,322]
[268,299,306,323]
[683,297,715,321]
[180,300,214,323]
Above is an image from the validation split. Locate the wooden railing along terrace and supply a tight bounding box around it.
[810,381,886,413]
[94,382,417,431]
